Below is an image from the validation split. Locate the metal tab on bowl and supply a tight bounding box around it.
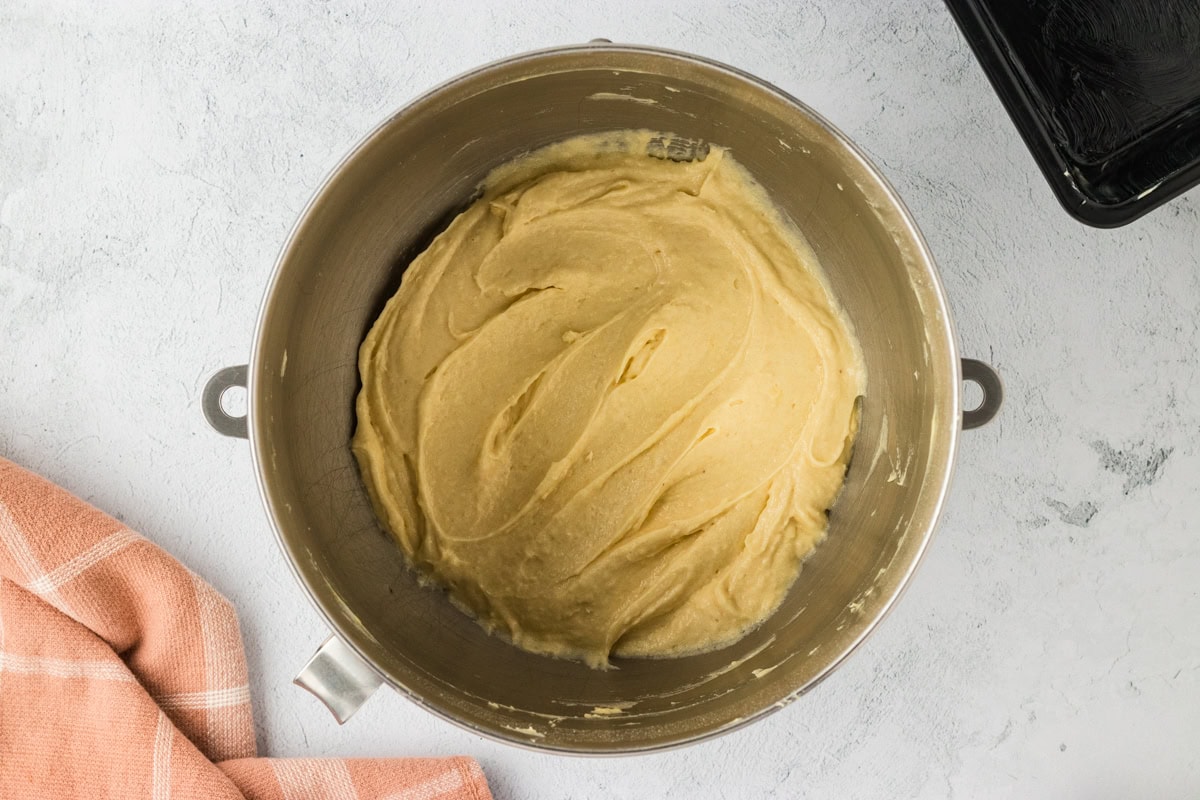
[202,365,249,439]
[294,636,384,724]
[647,135,710,163]
[961,358,1003,430]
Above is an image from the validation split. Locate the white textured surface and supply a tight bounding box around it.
[3,1,1199,798]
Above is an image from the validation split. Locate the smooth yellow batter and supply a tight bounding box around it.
[353,132,864,668]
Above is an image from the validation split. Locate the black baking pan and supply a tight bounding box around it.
[945,0,1200,227]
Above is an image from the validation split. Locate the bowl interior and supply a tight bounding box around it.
[251,46,958,752]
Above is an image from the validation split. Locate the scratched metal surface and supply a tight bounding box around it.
[2,1,1199,798]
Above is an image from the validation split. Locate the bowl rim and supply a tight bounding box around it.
[247,41,963,755]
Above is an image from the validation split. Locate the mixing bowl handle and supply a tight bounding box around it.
[294,635,385,724]
[202,365,249,439]
[961,359,1002,430]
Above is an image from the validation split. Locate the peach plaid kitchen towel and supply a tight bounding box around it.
[0,456,492,800]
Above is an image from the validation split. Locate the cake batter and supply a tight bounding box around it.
[353,132,864,667]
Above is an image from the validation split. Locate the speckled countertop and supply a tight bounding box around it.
[3,1,1198,798]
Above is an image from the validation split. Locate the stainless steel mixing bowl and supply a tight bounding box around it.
[202,43,1002,753]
